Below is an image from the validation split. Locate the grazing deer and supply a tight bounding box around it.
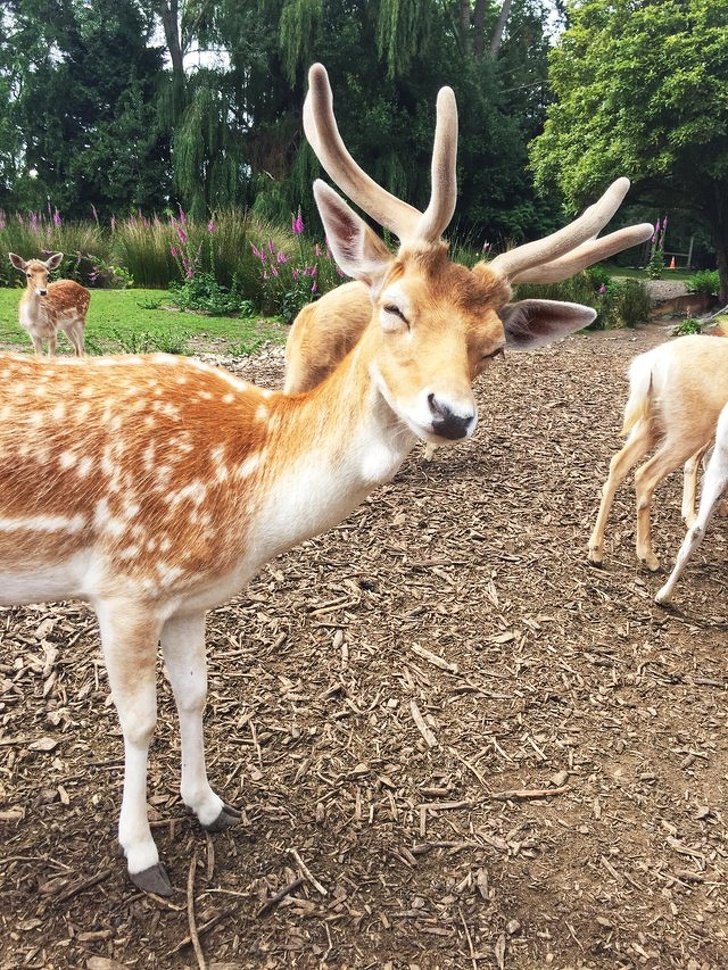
[655,401,728,604]
[0,63,647,896]
[588,334,728,571]
[8,252,89,356]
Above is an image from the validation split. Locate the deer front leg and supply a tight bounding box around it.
[657,444,728,604]
[161,612,241,833]
[96,599,171,895]
[29,333,44,356]
[47,331,57,357]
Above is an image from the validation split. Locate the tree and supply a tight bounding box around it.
[0,0,168,217]
[530,0,728,300]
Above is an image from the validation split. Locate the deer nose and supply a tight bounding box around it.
[38,289,47,296]
[427,393,476,440]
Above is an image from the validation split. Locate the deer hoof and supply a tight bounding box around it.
[130,863,173,896]
[203,804,241,833]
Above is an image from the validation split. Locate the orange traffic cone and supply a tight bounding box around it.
[669,256,676,270]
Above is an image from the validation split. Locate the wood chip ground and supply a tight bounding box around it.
[0,325,726,969]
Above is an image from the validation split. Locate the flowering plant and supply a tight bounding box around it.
[646,215,668,279]
[251,209,345,322]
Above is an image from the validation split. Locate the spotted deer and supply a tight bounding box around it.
[0,63,647,896]
[8,252,89,356]
[588,334,728,571]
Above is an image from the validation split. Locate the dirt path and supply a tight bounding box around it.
[0,325,726,969]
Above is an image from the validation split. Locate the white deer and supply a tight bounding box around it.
[656,401,728,603]
[0,64,649,895]
[588,334,728,571]
[8,252,89,356]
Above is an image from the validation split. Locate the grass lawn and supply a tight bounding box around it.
[0,287,288,356]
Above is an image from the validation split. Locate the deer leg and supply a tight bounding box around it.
[47,332,57,357]
[657,440,728,604]
[588,421,653,564]
[29,334,43,356]
[66,323,85,357]
[95,599,171,895]
[634,442,701,571]
[161,612,241,833]
[681,443,709,527]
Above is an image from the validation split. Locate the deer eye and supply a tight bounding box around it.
[383,304,408,325]
[481,346,504,361]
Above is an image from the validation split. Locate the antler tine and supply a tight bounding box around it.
[416,86,459,243]
[304,63,423,241]
[490,178,634,281]
[510,222,655,284]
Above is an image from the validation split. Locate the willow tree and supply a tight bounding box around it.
[530,0,728,300]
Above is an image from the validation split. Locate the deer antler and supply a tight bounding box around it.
[489,178,654,282]
[304,63,458,244]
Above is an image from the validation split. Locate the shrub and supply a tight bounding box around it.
[673,317,703,336]
[686,269,720,297]
[612,279,651,329]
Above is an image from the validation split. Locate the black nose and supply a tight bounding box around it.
[39,289,47,296]
[427,393,475,440]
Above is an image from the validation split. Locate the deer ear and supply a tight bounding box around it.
[499,299,596,350]
[45,252,64,271]
[313,180,392,289]
[8,253,26,272]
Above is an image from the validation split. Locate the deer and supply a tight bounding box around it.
[0,63,650,897]
[588,334,728,571]
[655,401,728,604]
[8,252,89,356]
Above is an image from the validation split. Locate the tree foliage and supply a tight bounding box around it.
[530,0,728,297]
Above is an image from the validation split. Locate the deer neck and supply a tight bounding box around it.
[252,324,416,560]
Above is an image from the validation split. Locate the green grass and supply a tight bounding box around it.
[0,287,288,356]
[603,264,693,282]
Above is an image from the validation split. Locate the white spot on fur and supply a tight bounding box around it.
[59,450,77,470]
[0,513,85,534]
[236,453,262,479]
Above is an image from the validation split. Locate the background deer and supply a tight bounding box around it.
[588,334,728,571]
[655,401,728,603]
[0,63,644,896]
[8,252,89,356]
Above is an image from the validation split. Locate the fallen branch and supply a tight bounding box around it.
[256,876,306,917]
[289,847,328,895]
[489,785,570,801]
[187,855,207,970]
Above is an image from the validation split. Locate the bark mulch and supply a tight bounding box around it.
[1,325,726,969]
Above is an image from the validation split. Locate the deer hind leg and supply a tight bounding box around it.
[681,443,710,527]
[657,437,728,604]
[634,440,703,572]
[161,612,241,833]
[588,419,654,564]
[64,322,85,356]
[95,599,172,895]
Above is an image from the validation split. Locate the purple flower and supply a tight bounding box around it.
[267,239,274,253]
[170,245,178,258]
[271,266,279,277]
[251,244,266,262]
[177,204,187,224]
[176,225,188,245]
[598,284,607,294]
[276,251,288,264]
[207,219,217,233]
[311,281,317,293]
[291,209,304,235]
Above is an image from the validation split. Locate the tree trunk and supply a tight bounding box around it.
[156,0,184,81]
[473,0,487,60]
[490,0,513,57]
